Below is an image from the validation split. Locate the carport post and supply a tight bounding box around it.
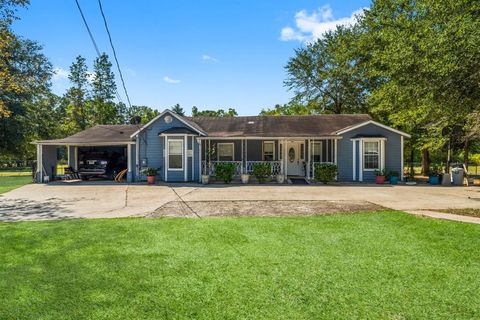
[36,144,43,182]
[127,144,132,182]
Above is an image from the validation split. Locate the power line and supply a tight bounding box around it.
[73,0,124,105]
[97,0,132,109]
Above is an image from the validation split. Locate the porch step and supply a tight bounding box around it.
[289,177,309,185]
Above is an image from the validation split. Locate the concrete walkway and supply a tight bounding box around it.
[1,182,479,223]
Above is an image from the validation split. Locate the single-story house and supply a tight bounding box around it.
[34,109,410,183]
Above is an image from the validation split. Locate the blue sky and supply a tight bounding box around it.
[13,0,369,115]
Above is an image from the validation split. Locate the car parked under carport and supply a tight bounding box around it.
[33,125,137,182]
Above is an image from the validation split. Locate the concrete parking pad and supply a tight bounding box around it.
[1,182,479,222]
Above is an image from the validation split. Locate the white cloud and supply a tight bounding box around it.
[280,5,366,43]
[52,67,69,81]
[163,76,181,84]
[202,54,218,63]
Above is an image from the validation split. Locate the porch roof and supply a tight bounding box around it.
[187,114,372,138]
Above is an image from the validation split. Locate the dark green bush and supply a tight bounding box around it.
[215,162,236,183]
[252,163,272,183]
[314,163,337,184]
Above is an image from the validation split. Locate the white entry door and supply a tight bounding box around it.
[286,141,303,176]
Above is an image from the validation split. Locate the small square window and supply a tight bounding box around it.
[263,142,274,161]
[217,143,234,161]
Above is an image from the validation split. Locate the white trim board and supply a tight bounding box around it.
[130,109,206,138]
[336,120,411,138]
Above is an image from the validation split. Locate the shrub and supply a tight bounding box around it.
[387,170,399,178]
[314,163,337,184]
[252,163,272,183]
[374,169,386,176]
[142,167,158,176]
[215,162,236,183]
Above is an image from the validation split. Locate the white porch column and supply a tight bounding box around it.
[306,139,311,179]
[381,139,386,172]
[241,139,244,174]
[164,136,167,182]
[352,140,356,181]
[334,139,338,165]
[184,134,188,181]
[136,137,140,181]
[198,138,202,182]
[283,139,288,176]
[359,140,363,182]
[67,144,70,168]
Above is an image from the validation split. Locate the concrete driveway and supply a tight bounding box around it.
[1,182,479,221]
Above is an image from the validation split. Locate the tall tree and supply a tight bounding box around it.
[191,106,238,117]
[171,103,185,116]
[127,105,159,124]
[260,101,318,115]
[91,53,121,124]
[63,55,91,132]
[285,26,368,114]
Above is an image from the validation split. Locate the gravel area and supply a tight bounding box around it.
[150,200,383,218]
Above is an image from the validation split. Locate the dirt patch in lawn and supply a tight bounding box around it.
[435,208,480,218]
[149,200,383,218]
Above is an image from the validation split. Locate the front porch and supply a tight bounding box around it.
[199,138,338,180]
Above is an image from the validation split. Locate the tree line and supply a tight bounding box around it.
[261,0,480,173]
[0,1,237,160]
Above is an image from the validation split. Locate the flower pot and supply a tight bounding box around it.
[389,176,398,185]
[474,178,480,186]
[276,175,285,184]
[147,175,156,184]
[201,174,210,185]
[241,174,250,184]
[428,176,439,185]
[375,176,385,184]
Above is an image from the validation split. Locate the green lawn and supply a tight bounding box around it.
[0,175,31,194]
[1,212,479,319]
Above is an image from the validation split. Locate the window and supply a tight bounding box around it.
[300,143,305,160]
[168,139,183,170]
[217,143,234,161]
[263,141,274,161]
[364,141,379,170]
[312,142,321,162]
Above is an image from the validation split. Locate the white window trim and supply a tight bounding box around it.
[262,141,275,161]
[217,142,235,161]
[167,139,184,171]
[362,139,384,172]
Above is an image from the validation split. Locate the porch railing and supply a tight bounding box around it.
[202,160,282,176]
[246,161,282,175]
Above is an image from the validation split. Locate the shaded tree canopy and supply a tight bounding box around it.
[191,106,238,117]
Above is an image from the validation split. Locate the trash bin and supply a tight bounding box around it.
[451,167,464,186]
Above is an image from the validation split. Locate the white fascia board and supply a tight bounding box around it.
[197,136,343,140]
[130,109,206,138]
[336,120,411,138]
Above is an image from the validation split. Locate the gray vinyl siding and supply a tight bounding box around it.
[337,123,403,182]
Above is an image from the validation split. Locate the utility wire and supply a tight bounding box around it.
[98,0,132,109]
[73,0,124,105]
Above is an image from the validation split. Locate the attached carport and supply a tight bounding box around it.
[34,125,138,183]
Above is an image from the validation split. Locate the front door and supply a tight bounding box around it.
[286,141,303,176]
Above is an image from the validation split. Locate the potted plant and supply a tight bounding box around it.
[375,169,386,184]
[428,166,441,185]
[252,163,272,183]
[388,171,399,185]
[142,167,158,184]
[241,173,250,184]
[314,163,338,184]
[215,162,236,184]
[276,174,285,184]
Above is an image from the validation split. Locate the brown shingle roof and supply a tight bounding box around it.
[36,125,138,145]
[187,114,372,137]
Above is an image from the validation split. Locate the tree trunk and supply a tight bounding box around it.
[409,148,415,176]
[421,149,430,175]
[464,138,469,170]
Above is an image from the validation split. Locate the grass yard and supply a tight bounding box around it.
[1,212,479,319]
[0,175,31,194]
